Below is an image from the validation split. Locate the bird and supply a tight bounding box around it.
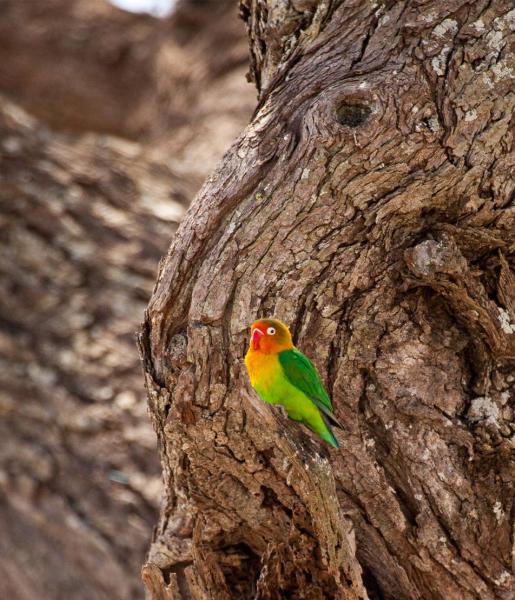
[244,318,344,448]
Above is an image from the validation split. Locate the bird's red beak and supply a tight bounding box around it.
[251,328,263,350]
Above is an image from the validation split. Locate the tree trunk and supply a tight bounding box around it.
[0,2,254,598]
[0,96,178,600]
[141,1,514,599]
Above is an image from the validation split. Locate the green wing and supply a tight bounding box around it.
[278,349,343,429]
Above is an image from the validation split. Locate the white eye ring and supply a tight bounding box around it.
[267,326,276,335]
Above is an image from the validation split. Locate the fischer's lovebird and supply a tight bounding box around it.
[244,318,344,448]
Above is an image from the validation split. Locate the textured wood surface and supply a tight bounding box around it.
[142,1,514,598]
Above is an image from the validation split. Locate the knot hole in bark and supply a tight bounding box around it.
[336,102,371,127]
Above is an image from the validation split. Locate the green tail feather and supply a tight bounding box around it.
[319,415,340,448]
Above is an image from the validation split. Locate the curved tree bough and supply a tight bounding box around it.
[140,1,514,598]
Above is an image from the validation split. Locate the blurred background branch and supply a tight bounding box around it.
[0,1,254,598]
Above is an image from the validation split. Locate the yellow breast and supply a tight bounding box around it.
[244,349,280,388]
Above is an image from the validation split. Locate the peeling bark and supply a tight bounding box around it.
[141,1,514,599]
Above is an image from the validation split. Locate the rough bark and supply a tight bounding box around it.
[0,2,254,599]
[141,1,514,599]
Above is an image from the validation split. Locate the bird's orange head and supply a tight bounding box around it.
[249,318,294,354]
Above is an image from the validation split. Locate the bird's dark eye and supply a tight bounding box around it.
[267,327,276,335]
